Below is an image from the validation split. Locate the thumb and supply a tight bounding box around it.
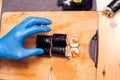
[23,48,44,58]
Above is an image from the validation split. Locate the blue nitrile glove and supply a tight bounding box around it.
[0,16,52,60]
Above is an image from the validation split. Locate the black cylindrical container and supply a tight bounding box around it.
[36,35,52,47]
[71,0,93,10]
[104,0,120,17]
[107,0,120,12]
[52,34,67,47]
[51,46,66,55]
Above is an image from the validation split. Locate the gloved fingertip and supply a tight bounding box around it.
[44,27,51,32]
[38,26,51,32]
[46,19,52,24]
[37,17,52,25]
[35,48,44,55]
[26,16,52,25]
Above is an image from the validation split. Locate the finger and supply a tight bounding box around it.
[18,16,52,28]
[22,26,51,38]
[21,48,44,59]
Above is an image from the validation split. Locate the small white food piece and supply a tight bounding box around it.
[70,36,79,47]
[70,48,80,57]
[65,52,72,58]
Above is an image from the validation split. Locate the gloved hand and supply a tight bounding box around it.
[0,16,52,60]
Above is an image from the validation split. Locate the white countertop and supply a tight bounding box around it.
[96,0,112,11]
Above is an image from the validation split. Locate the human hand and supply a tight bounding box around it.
[0,16,52,60]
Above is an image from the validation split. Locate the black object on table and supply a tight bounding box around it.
[58,0,93,10]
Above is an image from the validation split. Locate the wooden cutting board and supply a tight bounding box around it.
[0,11,98,80]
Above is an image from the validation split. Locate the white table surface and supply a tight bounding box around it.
[96,0,112,11]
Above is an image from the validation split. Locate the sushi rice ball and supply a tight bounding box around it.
[70,36,80,48]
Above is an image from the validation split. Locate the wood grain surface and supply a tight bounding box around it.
[97,12,120,80]
[0,11,98,80]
